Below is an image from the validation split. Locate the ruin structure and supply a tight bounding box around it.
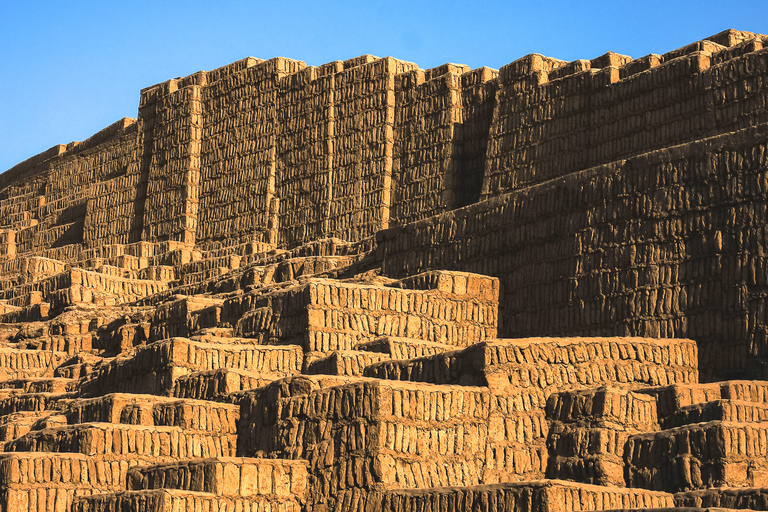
[0,28,767,511]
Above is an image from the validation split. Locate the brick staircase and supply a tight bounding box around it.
[0,248,766,511]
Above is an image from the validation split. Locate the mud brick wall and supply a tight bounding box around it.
[67,392,236,426]
[3,32,764,261]
[73,489,304,512]
[80,337,302,397]
[546,387,659,486]
[0,413,39,443]
[198,58,303,249]
[49,269,167,308]
[0,269,165,308]
[149,296,224,340]
[366,337,698,392]
[0,191,43,236]
[0,230,16,261]
[83,172,142,248]
[391,66,465,225]
[9,230,35,263]
[276,63,338,247]
[173,368,276,400]
[455,67,498,208]
[328,57,417,241]
[721,379,768,402]
[234,374,351,453]
[379,480,674,512]
[356,336,457,359]
[626,421,768,491]
[484,394,550,484]
[231,274,498,353]
[236,375,547,491]
[0,349,67,379]
[29,245,78,265]
[0,119,139,258]
[638,380,768,424]
[663,398,768,428]
[55,120,140,250]
[676,487,768,509]
[304,350,390,376]
[151,399,240,437]
[0,452,116,512]
[0,143,55,201]
[480,53,566,197]
[139,82,203,245]
[126,458,309,501]
[5,423,235,461]
[18,256,66,283]
[481,34,768,197]
[67,393,165,424]
[379,125,768,380]
[0,393,65,418]
[547,387,660,429]
[2,32,768,384]
[238,378,491,511]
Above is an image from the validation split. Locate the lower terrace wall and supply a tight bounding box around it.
[378,124,768,381]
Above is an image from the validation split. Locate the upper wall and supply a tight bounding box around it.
[202,57,301,248]
[483,29,768,196]
[0,118,139,260]
[1,29,766,262]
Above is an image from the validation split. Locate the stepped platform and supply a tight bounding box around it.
[304,349,390,376]
[126,457,308,499]
[379,480,674,512]
[149,296,226,340]
[0,391,72,416]
[172,368,277,400]
[0,452,127,512]
[72,489,302,512]
[642,381,768,424]
[594,509,752,511]
[662,400,768,429]
[0,411,52,441]
[80,338,303,396]
[0,422,239,511]
[0,377,74,393]
[66,394,239,435]
[364,337,699,393]
[229,271,499,352]
[0,393,244,510]
[546,387,659,487]
[675,487,768,509]
[626,421,768,491]
[546,387,660,429]
[0,302,50,322]
[356,336,458,359]
[5,422,236,459]
[238,375,555,508]
[0,347,68,379]
[0,268,169,309]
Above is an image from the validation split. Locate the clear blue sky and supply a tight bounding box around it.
[1,1,766,172]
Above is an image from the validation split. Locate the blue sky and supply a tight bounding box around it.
[1,1,766,172]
